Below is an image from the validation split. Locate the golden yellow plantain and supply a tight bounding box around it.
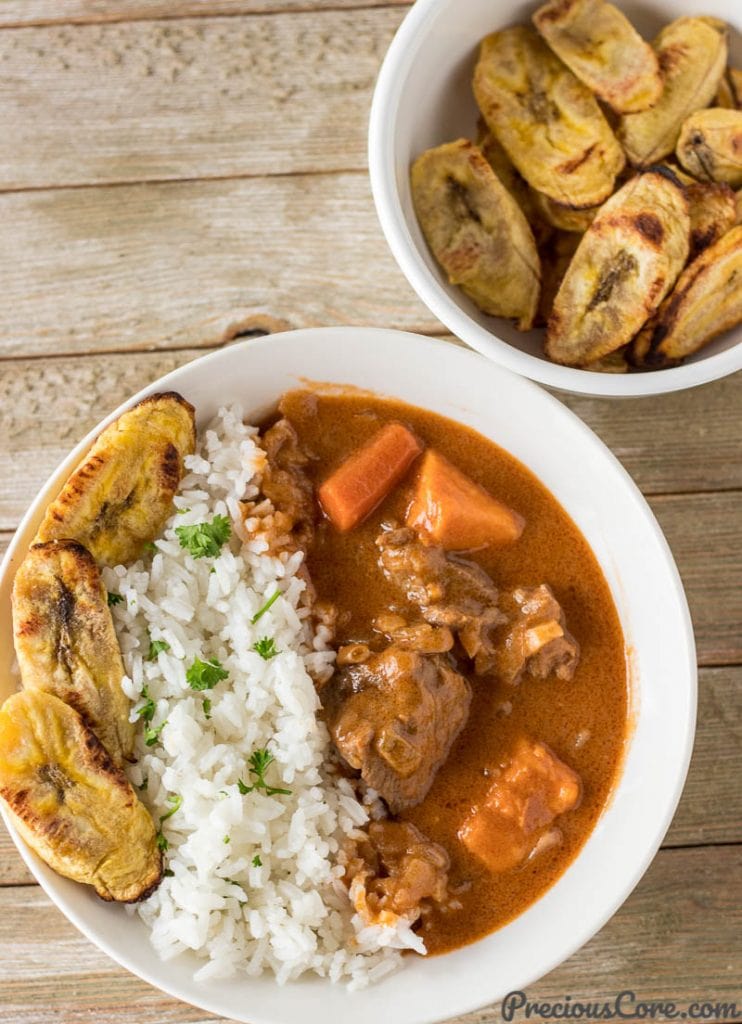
[536,230,581,327]
[546,169,690,366]
[531,190,600,233]
[629,224,742,368]
[533,0,661,114]
[473,26,624,208]
[715,68,742,110]
[676,108,742,189]
[411,139,540,328]
[12,540,134,766]
[476,124,551,244]
[36,392,196,567]
[685,179,737,260]
[0,690,162,902]
[618,17,728,168]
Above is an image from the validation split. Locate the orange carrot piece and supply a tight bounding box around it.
[406,449,524,550]
[318,422,423,532]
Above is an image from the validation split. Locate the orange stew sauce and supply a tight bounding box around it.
[279,388,628,956]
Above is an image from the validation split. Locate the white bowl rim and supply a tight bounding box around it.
[367,0,742,398]
[0,327,697,1024]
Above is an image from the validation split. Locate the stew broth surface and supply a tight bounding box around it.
[280,388,628,955]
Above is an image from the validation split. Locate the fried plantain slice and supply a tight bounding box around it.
[545,169,689,366]
[476,123,551,244]
[586,348,630,373]
[531,190,601,233]
[12,540,134,767]
[685,179,737,260]
[411,139,540,328]
[473,26,625,208]
[676,108,742,189]
[629,224,742,368]
[536,230,582,326]
[619,17,728,168]
[715,68,742,110]
[36,392,196,567]
[0,690,162,902]
[533,0,661,114]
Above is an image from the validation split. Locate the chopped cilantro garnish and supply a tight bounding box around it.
[159,793,182,823]
[164,869,174,878]
[203,698,212,719]
[252,854,262,868]
[144,541,157,553]
[223,835,230,845]
[144,721,166,747]
[107,591,123,606]
[238,748,292,797]
[146,636,170,661]
[136,687,156,726]
[250,589,281,624]
[175,507,190,515]
[186,657,229,691]
[175,514,231,559]
[252,636,279,660]
[156,832,169,852]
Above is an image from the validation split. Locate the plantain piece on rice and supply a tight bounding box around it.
[12,540,134,767]
[473,26,625,208]
[676,108,742,189]
[0,689,162,902]
[545,169,690,366]
[715,68,742,110]
[618,17,728,168]
[411,139,540,328]
[629,224,742,369]
[533,0,661,114]
[35,392,196,567]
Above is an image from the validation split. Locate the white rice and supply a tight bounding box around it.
[103,404,421,989]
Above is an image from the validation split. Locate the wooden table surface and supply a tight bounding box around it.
[0,2,740,1021]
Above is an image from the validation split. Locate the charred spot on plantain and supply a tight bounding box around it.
[557,144,597,176]
[634,212,664,245]
[38,763,72,803]
[446,177,482,225]
[159,442,181,491]
[587,251,638,311]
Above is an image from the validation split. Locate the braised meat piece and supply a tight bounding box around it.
[260,418,316,549]
[324,644,471,813]
[376,527,505,673]
[459,737,581,873]
[495,585,579,684]
[345,820,449,928]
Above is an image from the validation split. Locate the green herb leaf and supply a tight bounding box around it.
[156,832,169,852]
[164,869,175,877]
[175,507,191,515]
[107,591,124,607]
[250,589,281,624]
[146,637,170,661]
[252,854,262,868]
[136,775,149,792]
[223,835,230,844]
[144,721,166,747]
[136,687,156,726]
[175,514,231,559]
[252,636,279,660]
[144,541,157,553]
[159,793,182,824]
[203,698,212,719]
[186,657,229,691]
[238,747,292,797]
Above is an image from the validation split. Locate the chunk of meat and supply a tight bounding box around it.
[406,449,524,550]
[318,422,423,532]
[376,526,505,673]
[345,820,449,928]
[324,644,471,813]
[259,418,316,549]
[495,585,580,684]
[372,613,454,655]
[459,738,581,873]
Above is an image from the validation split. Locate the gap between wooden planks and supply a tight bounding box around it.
[0,846,739,1023]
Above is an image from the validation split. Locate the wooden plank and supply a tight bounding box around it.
[0,174,438,360]
[1,660,739,886]
[0,9,405,189]
[0,1,412,29]
[0,846,738,1022]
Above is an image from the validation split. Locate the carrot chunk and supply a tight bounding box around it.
[406,449,524,550]
[318,422,423,532]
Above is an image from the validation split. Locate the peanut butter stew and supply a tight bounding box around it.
[262,387,628,955]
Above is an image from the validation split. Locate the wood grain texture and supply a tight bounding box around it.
[1,664,738,888]
[0,174,439,360]
[0,0,412,29]
[0,846,739,1023]
[0,9,404,189]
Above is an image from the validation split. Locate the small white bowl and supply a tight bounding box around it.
[0,328,696,1023]
[368,0,742,397]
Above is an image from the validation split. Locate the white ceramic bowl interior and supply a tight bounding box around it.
[369,0,742,397]
[0,328,696,1024]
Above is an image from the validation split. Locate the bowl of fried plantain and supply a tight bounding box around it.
[369,0,742,395]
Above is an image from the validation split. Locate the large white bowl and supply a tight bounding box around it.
[0,328,696,1023]
[368,0,742,397]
